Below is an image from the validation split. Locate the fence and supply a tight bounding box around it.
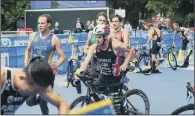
[1,30,194,74]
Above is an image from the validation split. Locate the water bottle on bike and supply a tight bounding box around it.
[99,94,106,100]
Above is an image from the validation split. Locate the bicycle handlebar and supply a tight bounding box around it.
[74,65,132,86]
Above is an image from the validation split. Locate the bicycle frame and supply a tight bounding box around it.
[75,70,147,115]
[158,45,175,65]
[77,69,140,112]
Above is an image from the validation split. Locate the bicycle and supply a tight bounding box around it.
[158,44,177,70]
[137,46,153,75]
[171,82,194,115]
[70,67,150,115]
[138,44,177,75]
[66,34,85,90]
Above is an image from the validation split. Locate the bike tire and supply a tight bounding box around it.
[168,52,177,70]
[138,55,152,75]
[123,89,150,115]
[171,104,194,115]
[70,96,89,110]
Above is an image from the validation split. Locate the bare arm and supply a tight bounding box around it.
[24,33,35,66]
[52,35,65,67]
[146,28,154,45]
[112,40,134,66]
[1,68,6,94]
[184,28,190,36]
[84,31,92,54]
[80,44,96,72]
[39,86,70,114]
[122,29,130,47]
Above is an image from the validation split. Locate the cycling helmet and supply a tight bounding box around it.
[93,24,110,36]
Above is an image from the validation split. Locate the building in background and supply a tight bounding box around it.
[30,1,106,9]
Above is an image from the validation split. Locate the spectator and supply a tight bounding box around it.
[85,20,91,33]
[75,18,84,30]
[124,21,132,32]
[53,22,63,34]
[158,21,168,30]
[74,23,83,33]
[139,21,149,30]
[74,18,84,33]
[142,22,149,30]
[88,20,95,30]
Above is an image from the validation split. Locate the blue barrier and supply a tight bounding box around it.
[1,31,194,75]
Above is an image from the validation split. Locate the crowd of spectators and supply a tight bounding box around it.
[50,16,190,35]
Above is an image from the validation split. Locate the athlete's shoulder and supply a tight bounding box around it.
[122,28,129,34]
[29,32,36,40]
[180,27,190,31]
[154,27,160,31]
[52,34,60,42]
[29,32,36,36]
[1,67,7,91]
[1,67,6,77]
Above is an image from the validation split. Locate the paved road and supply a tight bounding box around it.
[15,62,194,115]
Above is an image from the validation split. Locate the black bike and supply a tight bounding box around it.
[137,46,153,75]
[66,44,85,90]
[171,82,194,115]
[70,68,150,115]
[138,45,177,75]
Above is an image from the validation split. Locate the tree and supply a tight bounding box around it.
[106,0,148,28]
[145,0,194,27]
[1,0,30,31]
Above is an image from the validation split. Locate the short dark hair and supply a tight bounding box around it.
[24,56,55,88]
[112,14,122,22]
[38,14,52,25]
[96,12,107,21]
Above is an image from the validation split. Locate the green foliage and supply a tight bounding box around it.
[1,0,30,31]
[107,0,193,27]
[145,0,194,27]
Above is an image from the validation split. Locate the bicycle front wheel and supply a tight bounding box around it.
[70,96,90,110]
[171,104,194,115]
[168,52,177,70]
[123,89,150,115]
[138,55,153,75]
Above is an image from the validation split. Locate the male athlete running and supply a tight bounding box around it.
[24,14,65,114]
[1,56,70,115]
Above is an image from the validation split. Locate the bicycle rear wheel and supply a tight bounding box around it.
[171,104,194,115]
[123,89,150,115]
[168,52,177,70]
[138,55,153,75]
[70,96,90,110]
